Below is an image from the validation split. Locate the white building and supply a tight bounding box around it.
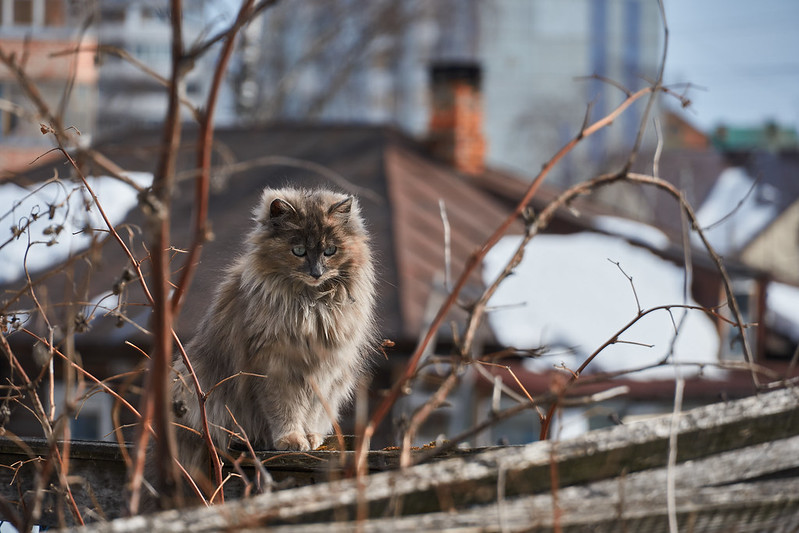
[480,0,663,185]
[0,0,98,172]
[236,0,663,188]
[95,0,217,133]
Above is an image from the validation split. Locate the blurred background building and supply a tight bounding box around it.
[230,0,663,188]
[0,0,98,170]
[94,0,216,134]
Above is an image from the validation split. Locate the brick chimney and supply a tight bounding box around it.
[428,62,486,175]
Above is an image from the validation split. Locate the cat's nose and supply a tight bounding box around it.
[309,263,325,279]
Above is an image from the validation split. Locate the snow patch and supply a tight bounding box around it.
[0,173,152,284]
[694,167,779,255]
[766,282,799,342]
[592,215,671,250]
[483,233,722,380]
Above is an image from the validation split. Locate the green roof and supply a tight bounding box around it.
[712,123,799,151]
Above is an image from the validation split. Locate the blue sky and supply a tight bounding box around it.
[664,0,799,132]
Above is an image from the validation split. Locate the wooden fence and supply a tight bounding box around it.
[2,387,798,531]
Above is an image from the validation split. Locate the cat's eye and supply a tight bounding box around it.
[292,245,307,257]
[323,245,337,257]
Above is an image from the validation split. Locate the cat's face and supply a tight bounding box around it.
[250,188,369,290]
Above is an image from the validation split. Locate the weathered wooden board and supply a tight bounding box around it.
[47,387,799,532]
[259,478,799,533]
[0,437,129,526]
[0,435,476,527]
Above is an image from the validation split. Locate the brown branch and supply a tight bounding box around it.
[184,0,279,62]
[360,83,663,461]
[0,46,69,147]
[399,369,460,468]
[138,0,185,510]
[19,328,142,418]
[172,333,225,497]
[0,331,84,525]
[476,361,545,421]
[621,0,668,175]
[171,0,258,317]
[52,44,201,122]
[538,300,746,440]
[168,0,283,501]
[224,406,274,495]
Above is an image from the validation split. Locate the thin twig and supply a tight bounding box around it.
[184,0,279,62]
[438,199,453,293]
[400,369,460,468]
[51,44,201,122]
[607,259,642,315]
[204,371,268,399]
[701,174,761,232]
[476,361,544,421]
[539,301,734,440]
[307,377,346,456]
[575,73,632,97]
[666,374,684,533]
[621,0,668,175]
[224,406,274,495]
[172,333,226,500]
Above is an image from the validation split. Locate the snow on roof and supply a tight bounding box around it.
[0,172,152,284]
[694,167,779,255]
[482,232,722,380]
[592,215,671,250]
[766,282,799,342]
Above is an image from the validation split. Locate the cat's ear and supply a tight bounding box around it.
[327,197,353,218]
[270,198,297,219]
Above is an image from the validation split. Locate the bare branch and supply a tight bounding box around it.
[172,0,259,317]
[607,258,642,315]
[361,83,664,457]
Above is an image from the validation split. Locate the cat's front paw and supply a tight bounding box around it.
[275,431,310,451]
[307,433,324,450]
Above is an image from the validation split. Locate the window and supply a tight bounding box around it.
[13,0,32,24]
[723,279,756,361]
[49,382,114,441]
[44,0,64,26]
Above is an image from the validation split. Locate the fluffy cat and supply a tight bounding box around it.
[172,187,376,475]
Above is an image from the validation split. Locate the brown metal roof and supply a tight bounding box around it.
[384,143,521,339]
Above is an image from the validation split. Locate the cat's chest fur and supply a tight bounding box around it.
[241,274,361,370]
